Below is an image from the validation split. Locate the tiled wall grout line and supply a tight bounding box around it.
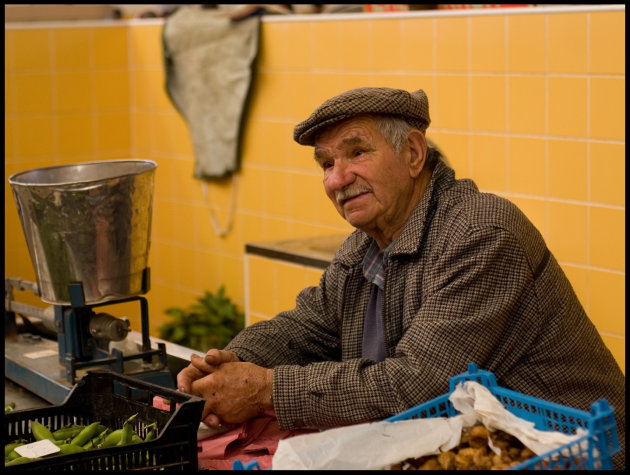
[431,17,438,132]
[598,329,625,339]
[262,4,625,23]
[4,5,623,30]
[584,13,592,312]
[558,263,625,275]
[243,256,251,326]
[504,14,510,194]
[6,32,18,163]
[89,29,99,162]
[490,192,625,211]
[126,24,137,157]
[48,29,60,166]
[543,15,550,245]
[467,17,474,180]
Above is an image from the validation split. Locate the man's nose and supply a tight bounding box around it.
[326,160,354,189]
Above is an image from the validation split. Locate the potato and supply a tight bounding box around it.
[391,424,536,470]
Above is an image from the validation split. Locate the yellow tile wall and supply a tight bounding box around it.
[4,6,625,372]
[5,24,133,313]
[245,255,324,326]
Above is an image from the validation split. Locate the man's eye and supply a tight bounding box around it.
[321,161,333,170]
[353,149,365,157]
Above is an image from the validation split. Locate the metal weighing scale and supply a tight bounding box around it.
[5,160,194,405]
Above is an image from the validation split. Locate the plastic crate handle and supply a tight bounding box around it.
[233,460,264,470]
[590,398,614,419]
[448,362,497,392]
[588,399,620,459]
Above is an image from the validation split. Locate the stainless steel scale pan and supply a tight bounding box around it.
[8,159,157,305]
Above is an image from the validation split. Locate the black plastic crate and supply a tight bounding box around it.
[4,369,204,471]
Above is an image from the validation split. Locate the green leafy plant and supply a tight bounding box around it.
[158,286,244,351]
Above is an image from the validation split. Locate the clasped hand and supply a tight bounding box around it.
[177,349,274,427]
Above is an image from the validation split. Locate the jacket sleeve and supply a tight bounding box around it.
[224,271,344,368]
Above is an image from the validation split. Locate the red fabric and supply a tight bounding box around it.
[153,396,316,470]
[198,412,316,470]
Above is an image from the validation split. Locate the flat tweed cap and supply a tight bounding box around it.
[293,87,430,145]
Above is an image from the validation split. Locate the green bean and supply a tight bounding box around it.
[5,441,26,458]
[6,449,22,461]
[58,443,86,455]
[31,420,55,441]
[5,456,37,466]
[70,421,101,447]
[145,422,157,442]
[82,428,109,449]
[119,422,133,446]
[98,428,123,449]
[117,413,138,446]
[52,424,85,441]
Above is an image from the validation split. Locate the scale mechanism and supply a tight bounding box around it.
[5,273,173,404]
[5,160,177,404]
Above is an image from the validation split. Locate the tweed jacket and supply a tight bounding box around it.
[226,158,625,467]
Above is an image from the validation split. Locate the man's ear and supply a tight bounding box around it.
[406,130,427,178]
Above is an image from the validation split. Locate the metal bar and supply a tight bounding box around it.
[5,276,39,295]
[71,349,163,369]
[4,300,55,324]
[4,356,71,405]
[140,297,150,350]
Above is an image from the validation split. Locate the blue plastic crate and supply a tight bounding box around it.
[385,362,620,470]
[233,460,265,470]
[234,362,619,470]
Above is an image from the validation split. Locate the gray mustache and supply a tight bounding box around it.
[335,186,370,204]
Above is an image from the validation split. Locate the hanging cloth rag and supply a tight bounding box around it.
[162,6,260,180]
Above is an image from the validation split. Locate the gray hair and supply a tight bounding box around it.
[373,115,443,170]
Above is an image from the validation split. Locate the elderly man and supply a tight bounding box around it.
[178,87,625,468]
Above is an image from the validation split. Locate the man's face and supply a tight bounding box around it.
[313,116,417,239]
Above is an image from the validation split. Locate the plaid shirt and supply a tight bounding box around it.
[227,158,625,469]
[362,240,393,289]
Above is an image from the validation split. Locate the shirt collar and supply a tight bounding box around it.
[362,239,395,289]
